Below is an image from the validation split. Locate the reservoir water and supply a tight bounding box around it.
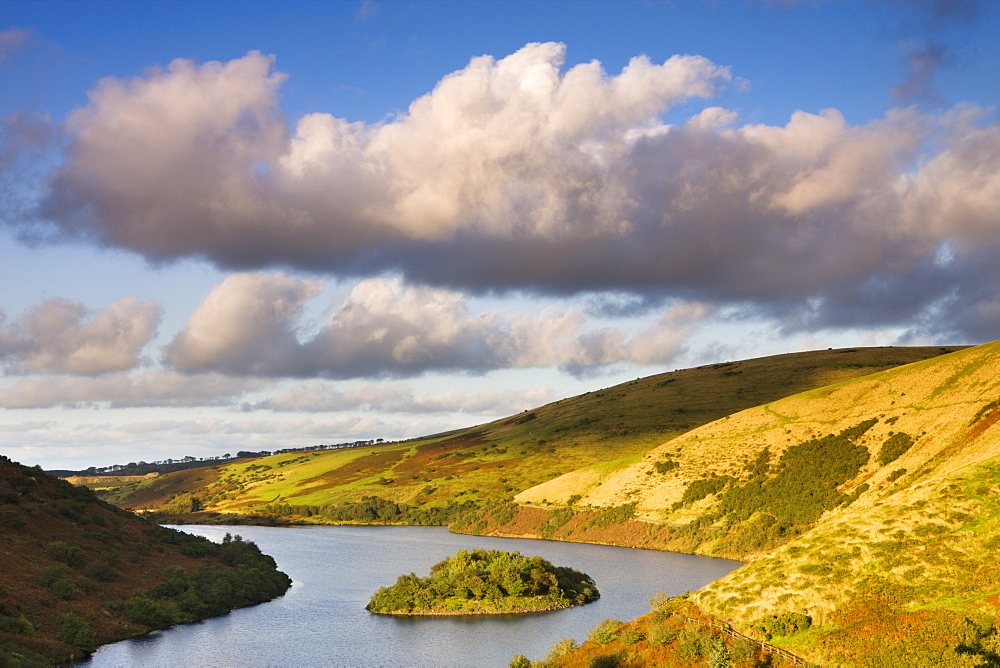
[83,525,741,667]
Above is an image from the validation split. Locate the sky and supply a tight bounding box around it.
[1,0,999,470]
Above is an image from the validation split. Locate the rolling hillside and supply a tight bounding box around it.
[101,346,960,522]
[0,456,291,666]
[497,341,1000,665]
[92,342,1000,665]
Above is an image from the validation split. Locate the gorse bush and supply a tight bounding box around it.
[654,458,679,475]
[540,506,575,537]
[886,468,907,483]
[878,432,915,466]
[589,503,637,529]
[717,420,874,527]
[680,476,732,506]
[751,611,812,640]
[44,541,85,568]
[676,420,877,552]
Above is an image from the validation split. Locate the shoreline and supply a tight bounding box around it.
[368,602,578,616]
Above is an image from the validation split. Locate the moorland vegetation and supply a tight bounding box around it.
[65,342,1000,665]
[99,346,960,525]
[366,548,598,615]
[0,455,291,666]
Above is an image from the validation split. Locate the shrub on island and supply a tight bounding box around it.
[366,548,599,614]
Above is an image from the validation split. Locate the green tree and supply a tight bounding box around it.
[588,619,622,646]
[708,638,732,668]
[126,595,174,629]
[546,638,578,660]
[57,614,95,654]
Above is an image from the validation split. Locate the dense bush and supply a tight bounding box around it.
[588,618,623,646]
[540,506,575,537]
[40,566,75,601]
[590,653,624,667]
[261,496,480,526]
[718,421,873,527]
[647,622,680,646]
[546,638,579,660]
[128,533,292,628]
[674,420,878,552]
[44,542,86,568]
[680,476,732,506]
[126,595,174,629]
[619,627,643,646]
[878,432,915,466]
[654,458,679,475]
[589,503,637,529]
[0,614,33,635]
[0,509,24,528]
[491,500,520,526]
[677,623,718,659]
[57,614,94,654]
[751,611,812,640]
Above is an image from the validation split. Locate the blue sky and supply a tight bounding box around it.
[1,0,999,470]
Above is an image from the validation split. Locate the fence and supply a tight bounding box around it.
[663,610,810,666]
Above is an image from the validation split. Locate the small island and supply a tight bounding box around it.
[366,548,600,615]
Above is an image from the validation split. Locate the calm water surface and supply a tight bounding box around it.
[84,525,741,667]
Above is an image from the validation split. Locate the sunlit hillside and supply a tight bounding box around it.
[508,341,1000,666]
[101,346,960,522]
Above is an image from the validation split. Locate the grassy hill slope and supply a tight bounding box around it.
[506,341,1000,665]
[102,346,960,522]
[0,456,291,666]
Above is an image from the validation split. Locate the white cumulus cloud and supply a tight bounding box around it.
[6,42,1000,341]
[166,273,710,378]
[0,297,160,375]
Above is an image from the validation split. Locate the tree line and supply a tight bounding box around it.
[47,439,392,478]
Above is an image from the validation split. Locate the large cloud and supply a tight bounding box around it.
[165,273,707,378]
[0,297,160,375]
[163,272,323,375]
[11,42,1000,341]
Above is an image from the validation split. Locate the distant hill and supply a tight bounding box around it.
[100,346,961,523]
[0,455,291,665]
